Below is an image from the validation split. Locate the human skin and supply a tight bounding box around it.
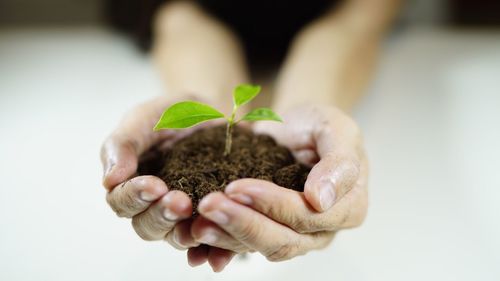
[101,0,400,272]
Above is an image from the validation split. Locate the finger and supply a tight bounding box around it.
[304,111,363,212]
[198,192,305,261]
[101,134,141,191]
[225,178,367,233]
[165,219,199,249]
[131,190,192,241]
[207,247,236,272]
[106,176,168,218]
[304,152,361,212]
[187,244,209,267]
[191,216,249,253]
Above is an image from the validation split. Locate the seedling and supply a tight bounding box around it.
[154,84,282,155]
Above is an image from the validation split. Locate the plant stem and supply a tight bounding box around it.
[224,106,237,156]
[224,121,233,156]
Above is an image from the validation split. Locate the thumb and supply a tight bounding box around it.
[304,112,362,212]
[100,96,174,190]
[304,153,360,212]
[100,134,141,191]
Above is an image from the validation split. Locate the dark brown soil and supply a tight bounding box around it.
[138,125,310,214]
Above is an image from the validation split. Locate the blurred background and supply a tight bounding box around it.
[0,0,499,280]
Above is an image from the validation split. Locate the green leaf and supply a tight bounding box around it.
[233,84,261,107]
[240,108,282,122]
[153,101,225,130]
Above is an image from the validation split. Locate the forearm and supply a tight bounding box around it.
[273,0,401,112]
[152,1,249,111]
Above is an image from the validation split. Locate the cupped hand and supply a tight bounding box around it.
[101,95,236,271]
[188,104,368,263]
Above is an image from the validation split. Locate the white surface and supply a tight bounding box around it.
[0,27,499,281]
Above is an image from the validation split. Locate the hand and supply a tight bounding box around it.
[100,95,235,271]
[189,104,368,262]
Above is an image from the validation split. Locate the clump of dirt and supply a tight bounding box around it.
[138,125,309,213]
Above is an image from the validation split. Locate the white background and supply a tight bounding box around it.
[0,27,499,280]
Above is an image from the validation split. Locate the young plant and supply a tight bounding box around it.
[153,84,282,156]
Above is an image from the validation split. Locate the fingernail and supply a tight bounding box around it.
[163,207,178,221]
[228,193,253,205]
[102,162,115,180]
[173,230,183,246]
[319,178,336,211]
[224,182,236,193]
[203,210,229,225]
[198,231,218,244]
[140,190,157,202]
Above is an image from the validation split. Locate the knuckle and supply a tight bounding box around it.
[106,193,129,218]
[292,219,315,234]
[264,202,281,221]
[121,136,140,155]
[236,219,260,242]
[264,194,318,234]
[132,204,178,241]
[109,127,140,155]
[326,218,342,232]
[310,231,336,250]
[326,205,353,231]
[276,206,311,234]
[329,156,360,190]
[113,207,129,218]
[107,182,146,218]
[293,215,332,233]
[131,216,157,241]
[266,243,297,262]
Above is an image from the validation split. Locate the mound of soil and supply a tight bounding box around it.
[138,125,310,213]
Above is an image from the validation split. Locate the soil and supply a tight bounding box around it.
[138,125,310,214]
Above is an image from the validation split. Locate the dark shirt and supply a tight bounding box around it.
[198,0,338,63]
[106,0,339,64]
